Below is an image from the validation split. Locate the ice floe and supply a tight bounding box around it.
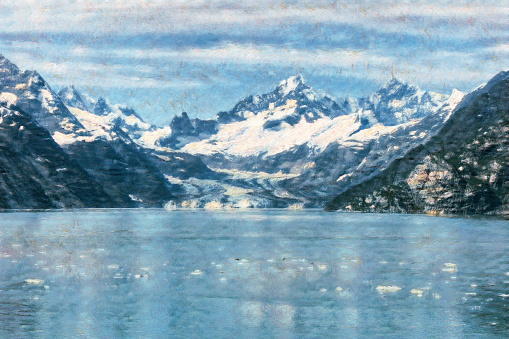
[376,285,402,293]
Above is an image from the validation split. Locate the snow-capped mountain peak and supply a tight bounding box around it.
[217,74,333,124]
[58,85,89,111]
[93,97,114,116]
[276,74,306,96]
[0,54,20,77]
[377,77,418,98]
[359,77,449,126]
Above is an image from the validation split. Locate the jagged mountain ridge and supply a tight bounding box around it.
[157,74,347,149]
[143,74,453,207]
[5,52,502,212]
[161,75,448,159]
[359,78,447,126]
[61,72,454,208]
[57,83,223,205]
[0,54,174,207]
[326,70,509,214]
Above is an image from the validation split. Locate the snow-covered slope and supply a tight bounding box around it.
[182,100,359,157]
[159,75,448,162]
[59,86,153,140]
[145,74,456,207]
[0,55,175,207]
[284,89,464,206]
[57,85,223,204]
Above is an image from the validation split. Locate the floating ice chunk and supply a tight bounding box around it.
[336,286,343,292]
[379,260,388,264]
[25,279,44,285]
[470,284,477,287]
[190,269,203,276]
[376,285,401,293]
[411,289,424,297]
[500,294,509,298]
[107,264,119,269]
[465,293,477,296]
[320,288,327,293]
[442,263,457,273]
[318,264,328,271]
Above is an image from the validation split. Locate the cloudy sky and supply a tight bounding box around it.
[0,0,507,125]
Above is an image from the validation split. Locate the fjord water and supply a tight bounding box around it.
[0,210,507,338]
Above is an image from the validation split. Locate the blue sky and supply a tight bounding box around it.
[0,0,507,125]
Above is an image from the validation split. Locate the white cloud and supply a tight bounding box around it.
[96,43,392,68]
[0,0,507,40]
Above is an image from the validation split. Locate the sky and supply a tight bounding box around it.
[0,0,507,126]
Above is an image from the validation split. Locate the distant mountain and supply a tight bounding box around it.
[219,74,347,124]
[326,70,509,214]
[158,112,218,149]
[57,85,221,193]
[359,78,447,126]
[283,89,464,206]
[0,55,85,135]
[58,85,89,111]
[150,74,452,207]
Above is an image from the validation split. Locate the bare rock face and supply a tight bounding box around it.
[327,71,509,215]
[0,101,115,209]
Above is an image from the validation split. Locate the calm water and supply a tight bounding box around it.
[0,209,508,338]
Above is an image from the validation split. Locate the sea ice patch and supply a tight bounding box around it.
[376,285,402,293]
[25,279,45,285]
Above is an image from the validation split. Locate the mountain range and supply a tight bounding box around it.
[0,54,507,214]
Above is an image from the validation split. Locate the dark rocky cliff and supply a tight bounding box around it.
[327,71,509,214]
[0,101,115,209]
